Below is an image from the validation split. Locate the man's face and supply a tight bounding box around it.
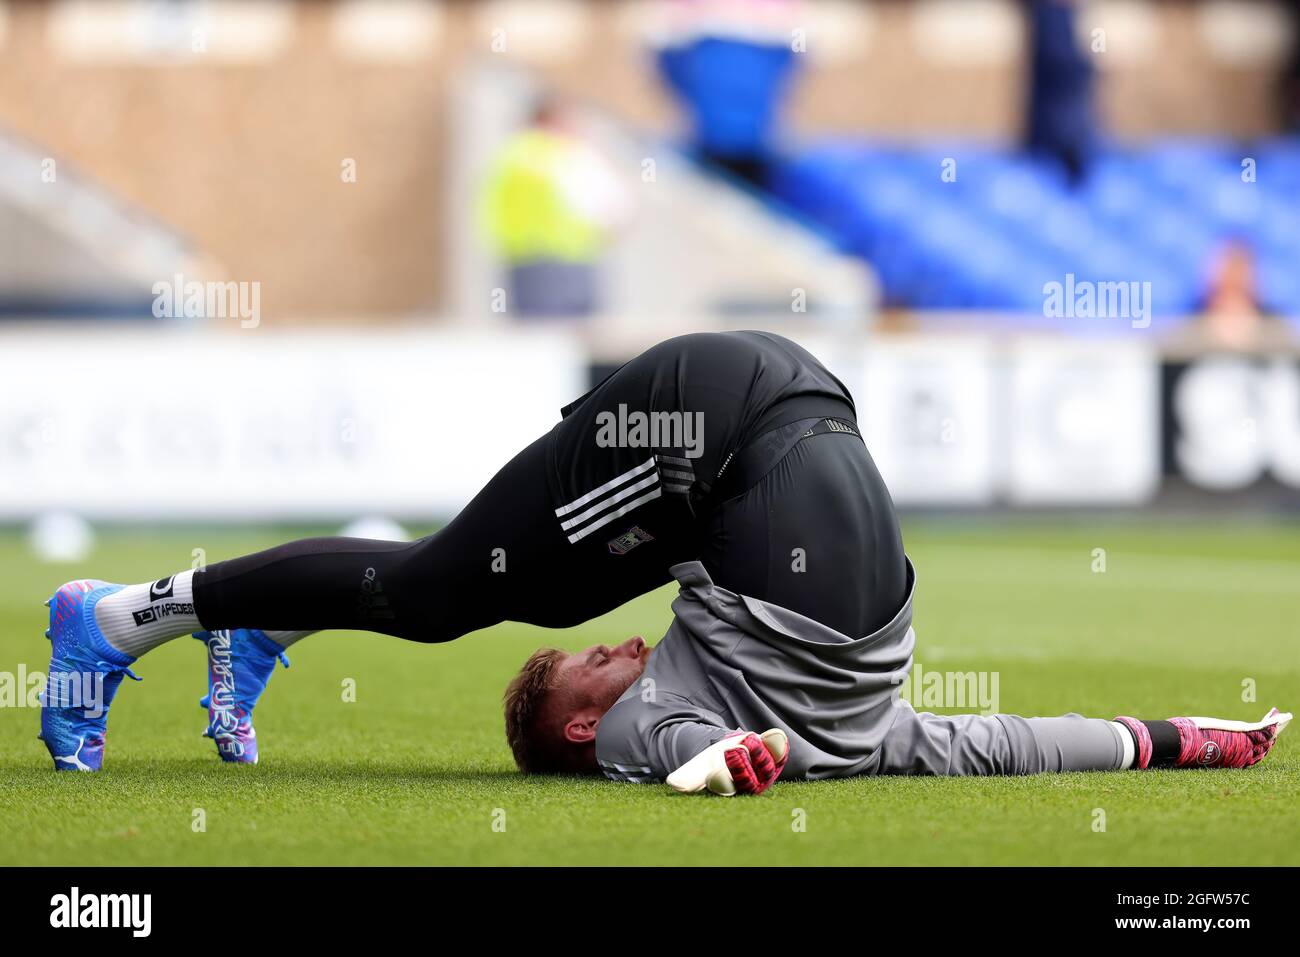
[518,636,650,774]
[554,636,650,718]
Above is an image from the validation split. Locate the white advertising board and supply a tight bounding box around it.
[1004,340,1160,505]
[0,326,586,520]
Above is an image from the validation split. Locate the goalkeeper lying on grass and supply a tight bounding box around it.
[37,332,1289,785]
[504,567,1290,795]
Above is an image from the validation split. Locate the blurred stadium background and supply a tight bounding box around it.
[1,0,1298,539]
[2,0,1299,867]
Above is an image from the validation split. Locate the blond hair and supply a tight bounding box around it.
[503,647,570,772]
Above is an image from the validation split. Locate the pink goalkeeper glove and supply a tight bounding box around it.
[665,729,790,796]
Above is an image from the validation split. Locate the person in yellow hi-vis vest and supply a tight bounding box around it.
[480,98,628,319]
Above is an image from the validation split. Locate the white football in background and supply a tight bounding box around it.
[29,510,96,563]
[339,516,410,542]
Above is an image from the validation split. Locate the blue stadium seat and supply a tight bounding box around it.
[768,136,1300,325]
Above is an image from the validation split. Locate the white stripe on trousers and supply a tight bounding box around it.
[554,456,657,517]
[567,488,662,543]
[559,471,661,531]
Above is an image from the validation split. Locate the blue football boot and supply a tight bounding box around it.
[193,629,289,764]
[38,579,141,771]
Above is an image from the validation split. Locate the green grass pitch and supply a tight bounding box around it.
[0,519,1296,866]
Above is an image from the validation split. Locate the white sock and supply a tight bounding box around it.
[94,571,200,658]
[263,630,314,648]
[1111,721,1137,769]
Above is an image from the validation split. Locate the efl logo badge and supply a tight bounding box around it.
[608,526,654,555]
[1197,740,1221,765]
